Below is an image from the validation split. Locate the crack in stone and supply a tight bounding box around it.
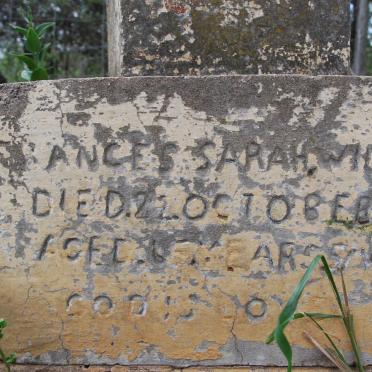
[55,86,66,140]
[230,308,243,364]
[23,284,33,309]
[133,100,145,127]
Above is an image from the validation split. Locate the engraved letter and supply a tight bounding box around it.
[88,236,99,264]
[105,190,125,218]
[112,238,125,264]
[267,195,291,223]
[267,146,289,170]
[355,196,371,224]
[331,193,350,222]
[364,144,372,172]
[252,244,274,269]
[304,193,321,221]
[32,188,51,217]
[131,142,149,170]
[77,189,91,218]
[245,298,267,320]
[216,144,239,172]
[46,145,68,170]
[212,193,231,219]
[76,145,98,170]
[243,193,254,219]
[158,142,178,172]
[103,143,124,167]
[195,141,215,171]
[245,141,264,170]
[37,234,53,260]
[183,194,208,220]
[291,143,308,171]
[63,237,82,260]
[278,242,296,272]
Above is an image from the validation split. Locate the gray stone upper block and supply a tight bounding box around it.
[107,0,351,76]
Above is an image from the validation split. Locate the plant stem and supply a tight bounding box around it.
[0,348,11,372]
[340,270,365,372]
[345,319,364,372]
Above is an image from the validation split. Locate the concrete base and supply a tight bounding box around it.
[1,75,372,367]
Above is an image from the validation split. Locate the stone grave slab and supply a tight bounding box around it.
[107,0,350,76]
[0,75,372,366]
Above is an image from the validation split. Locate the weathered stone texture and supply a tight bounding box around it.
[9,367,345,372]
[107,0,350,76]
[1,75,372,367]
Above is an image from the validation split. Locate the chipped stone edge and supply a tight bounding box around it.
[107,0,124,77]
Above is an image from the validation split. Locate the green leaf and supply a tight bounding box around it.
[270,255,323,371]
[275,323,292,372]
[265,312,341,345]
[266,331,275,344]
[267,255,366,372]
[279,256,322,324]
[31,67,48,81]
[35,22,55,37]
[306,313,347,365]
[0,319,7,329]
[294,312,342,319]
[25,28,41,53]
[19,7,33,25]
[16,55,37,70]
[305,332,353,372]
[21,69,32,81]
[5,353,16,364]
[294,312,342,320]
[10,25,28,36]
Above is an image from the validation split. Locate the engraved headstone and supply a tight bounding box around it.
[1,76,372,366]
[107,0,351,76]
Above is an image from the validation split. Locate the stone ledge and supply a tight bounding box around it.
[9,366,346,372]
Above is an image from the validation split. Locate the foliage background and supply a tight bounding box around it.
[0,0,372,80]
[366,2,372,74]
[0,0,107,82]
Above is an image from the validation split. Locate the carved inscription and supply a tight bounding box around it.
[44,142,370,173]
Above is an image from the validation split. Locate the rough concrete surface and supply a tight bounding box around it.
[1,75,372,367]
[107,0,350,76]
[8,366,347,372]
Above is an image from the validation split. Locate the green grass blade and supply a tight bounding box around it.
[294,312,341,320]
[323,260,365,371]
[306,313,348,365]
[31,67,48,81]
[320,256,345,317]
[278,255,322,325]
[275,323,293,372]
[304,332,353,372]
[271,255,323,370]
[35,22,55,37]
[266,330,275,344]
[10,25,28,36]
[349,315,365,372]
[16,54,37,70]
[0,348,11,372]
[266,312,341,346]
[267,255,365,372]
[25,28,41,54]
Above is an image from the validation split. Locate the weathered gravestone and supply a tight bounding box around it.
[107,0,351,76]
[1,76,372,367]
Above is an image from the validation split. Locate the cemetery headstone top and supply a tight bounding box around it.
[107,0,351,76]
